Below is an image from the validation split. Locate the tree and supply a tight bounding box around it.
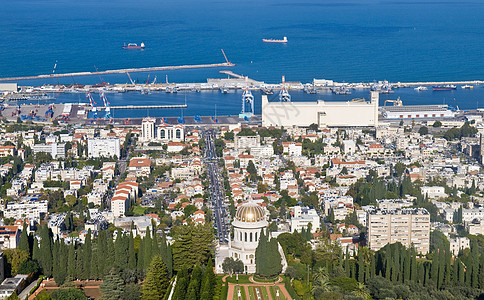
[222,257,244,275]
[18,223,30,257]
[433,120,442,127]
[418,126,429,136]
[100,268,125,300]
[142,255,170,300]
[172,224,214,271]
[247,160,258,182]
[50,288,87,300]
[255,230,282,278]
[4,249,29,276]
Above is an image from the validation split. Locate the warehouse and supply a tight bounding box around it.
[262,91,379,128]
[381,104,455,119]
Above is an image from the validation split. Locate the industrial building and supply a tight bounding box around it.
[262,91,379,128]
[381,104,455,119]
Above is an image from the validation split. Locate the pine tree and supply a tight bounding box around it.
[358,252,364,283]
[101,268,125,300]
[186,265,202,300]
[142,255,169,300]
[56,241,67,285]
[200,258,215,299]
[18,223,30,257]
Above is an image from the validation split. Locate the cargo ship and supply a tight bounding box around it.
[262,36,287,43]
[433,85,456,91]
[122,42,145,49]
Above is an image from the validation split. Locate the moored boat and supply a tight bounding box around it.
[262,36,287,43]
[122,42,145,49]
[433,85,456,91]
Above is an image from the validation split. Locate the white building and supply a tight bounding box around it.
[290,206,320,234]
[282,142,302,156]
[4,198,48,220]
[342,140,356,154]
[141,117,156,142]
[235,135,261,151]
[215,202,287,274]
[449,236,470,256]
[262,92,379,128]
[87,138,120,158]
[33,143,65,159]
[381,104,455,119]
[157,124,184,142]
[250,145,274,158]
[420,186,447,199]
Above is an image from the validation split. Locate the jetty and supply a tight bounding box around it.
[0,62,235,82]
[98,104,187,109]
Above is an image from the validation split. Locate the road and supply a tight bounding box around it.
[203,129,229,244]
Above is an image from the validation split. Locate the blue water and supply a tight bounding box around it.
[1,0,484,117]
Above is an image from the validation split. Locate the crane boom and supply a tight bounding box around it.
[126,72,135,85]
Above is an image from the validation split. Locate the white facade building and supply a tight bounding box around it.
[87,138,121,158]
[4,199,48,220]
[33,143,66,159]
[290,206,320,233]
[262,92,379,128]
[141,117,156,142]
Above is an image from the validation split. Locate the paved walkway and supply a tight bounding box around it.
[223,275,291,300]
[19,280,39,300]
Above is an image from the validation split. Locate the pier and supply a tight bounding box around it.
[99,104,187,109]
[0,62,235,82]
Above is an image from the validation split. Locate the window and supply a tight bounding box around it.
[432,114,436,117]
[408,115,411,118]
[424,114,427,117]
[250,232,253,242]
[239,232,242,241]
[160,130,166,139]
[255,232,258,241]
[441,114,444,117]
[400,115,403,118]
[416,115,419,118]
[176,129,181,139]
[245,232,247,242]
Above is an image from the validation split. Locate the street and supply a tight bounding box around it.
[203,129,229,244]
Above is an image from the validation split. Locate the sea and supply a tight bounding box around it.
[1,0,484,118]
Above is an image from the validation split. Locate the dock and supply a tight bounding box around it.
[0,62,235,82]
[99,104,187,109]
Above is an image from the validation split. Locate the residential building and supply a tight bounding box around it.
[33,143,66,158]
[141,117,156,142]
[449,236,470,256]
[0,226,20,249]
[290,206,320,233]
[87,138,120,158]
[128,158,151,177]
[235,135,260,151]
[368,208,430,254]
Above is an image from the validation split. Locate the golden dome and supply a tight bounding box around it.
[235,202,266,223]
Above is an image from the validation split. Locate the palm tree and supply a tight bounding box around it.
[353,282,371,300]
[311,267,330,293]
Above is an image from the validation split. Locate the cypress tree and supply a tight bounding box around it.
[345,247,350,278]
[52,238,60,282]
[141,255,169,300]
[144,228,153,269]
[114,230,124,269]
[172,268,189,300]
[403,250,411,283]
[358,252,364,283]
[128,232,137,270]
[106,230,115,271]
[56,241,67,285]
[166,243,173,277]
[83,229,92,279]
[138,239,145,272]
[479,254,484,289]
[67,244,76,280]
[186,265,202,300]
[97,230,107,276]
[32,237,39,263]
[39,226,53,277]
[18,223,30,257]
[91,247,99,279]
[255,230,267,276]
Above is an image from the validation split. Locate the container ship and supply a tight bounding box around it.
[122,42,145,49]
[262,37,287,43]
[433,85,456,91]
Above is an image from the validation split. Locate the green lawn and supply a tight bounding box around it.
[132,206,147,215]
[225,274,252,284]
[248,286,256,300]
[269,286,277,300]
[260,286,270,300]
[233,285,247,300]
[253,275,280,283]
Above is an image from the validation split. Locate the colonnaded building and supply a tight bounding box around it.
[262,91,379,128]
[215,201,287,274]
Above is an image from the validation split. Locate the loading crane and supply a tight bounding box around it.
[384,97,403,106]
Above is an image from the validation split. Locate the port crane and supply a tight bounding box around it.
[384,97,403,106]
[240,76,254,118]
[126,72,135,85]
[279,75,291,102]
[86,91,97,112]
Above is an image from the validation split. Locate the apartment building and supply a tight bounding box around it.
[87,138,120,158]
[368,208,430,254]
